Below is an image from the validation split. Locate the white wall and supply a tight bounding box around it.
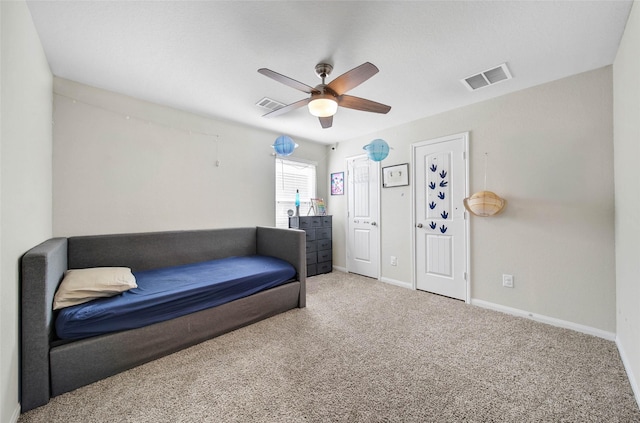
[0,1,53,421]
[613,1,640,405]
[53,78,328,236]
[328,66,616,334]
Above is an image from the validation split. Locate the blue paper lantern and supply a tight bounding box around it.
[363,139,390,161]
[272,135,298,156]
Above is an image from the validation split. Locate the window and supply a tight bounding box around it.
[275,158,316,228]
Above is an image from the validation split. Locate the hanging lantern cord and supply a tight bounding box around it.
[483,152,488,191]
[463,151,506,217]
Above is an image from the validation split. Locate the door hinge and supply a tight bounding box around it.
[463,272,468,281]
[463,151,466,160]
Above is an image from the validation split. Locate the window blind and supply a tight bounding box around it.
[275,158,317,228]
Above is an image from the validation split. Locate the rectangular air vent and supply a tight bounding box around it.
[461,63,512,91]
[256,97,286,112]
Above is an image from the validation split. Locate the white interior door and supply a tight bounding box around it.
[347,155,380,279]
[413,133,469,301]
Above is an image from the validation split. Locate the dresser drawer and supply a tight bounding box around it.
[317,249,332,262]
[297,216,322,228]
[306,241,317,253]
[316,261,333,274]
[316,227,332,240]
[306,251,317,265]
[303,228,316,241]
[317,239,331,251]
[306,264,317,277]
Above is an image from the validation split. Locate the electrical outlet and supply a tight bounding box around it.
[502,274,514,288]
[390,256,397,266]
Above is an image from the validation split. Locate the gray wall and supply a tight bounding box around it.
[328,66,616,334]
[52,78,328,236]
[1,1,53,421]
[613,1,640,406]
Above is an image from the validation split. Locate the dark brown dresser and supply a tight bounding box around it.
[289,215,332,277]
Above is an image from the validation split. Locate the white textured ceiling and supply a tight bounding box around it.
[26,1,633,144]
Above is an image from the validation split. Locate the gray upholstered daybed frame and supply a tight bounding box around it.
[20,226,306,412]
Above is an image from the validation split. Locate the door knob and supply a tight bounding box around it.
[371,221,377,226]
[416,223,423,228]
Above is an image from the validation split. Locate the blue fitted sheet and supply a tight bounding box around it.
[55,255,296,340]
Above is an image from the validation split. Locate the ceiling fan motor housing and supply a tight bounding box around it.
[315,63,333,80]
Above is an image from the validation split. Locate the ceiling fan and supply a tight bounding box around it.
[257,62,391,129]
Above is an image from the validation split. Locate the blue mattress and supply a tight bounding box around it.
[55,255,296,340]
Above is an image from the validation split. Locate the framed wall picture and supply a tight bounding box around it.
[331,171,344,195]
[382,163,409,188]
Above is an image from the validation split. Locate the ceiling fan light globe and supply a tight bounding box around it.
[308,98,338,117]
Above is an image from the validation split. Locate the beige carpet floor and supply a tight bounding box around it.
[18,271,640,422]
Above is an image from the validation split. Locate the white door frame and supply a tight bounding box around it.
[411,132,471,303]
[345,154,381,279]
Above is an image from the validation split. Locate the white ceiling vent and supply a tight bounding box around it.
[461,63,512,91]
[256,97,286,112]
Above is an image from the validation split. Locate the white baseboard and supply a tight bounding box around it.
[379,276,413,290]
[330,267,413,291]
[616,338,640,409]
[470,299,616,341]
[9,403,20,423]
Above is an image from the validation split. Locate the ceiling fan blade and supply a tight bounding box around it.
[262,98,310,118]
[319,116,333,129]
[258,68,319,94]
[338,95,391,114]
[326,62,379,96]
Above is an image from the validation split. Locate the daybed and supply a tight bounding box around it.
[20,226,306,412]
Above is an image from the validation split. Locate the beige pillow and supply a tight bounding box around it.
[53,267,137,310]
